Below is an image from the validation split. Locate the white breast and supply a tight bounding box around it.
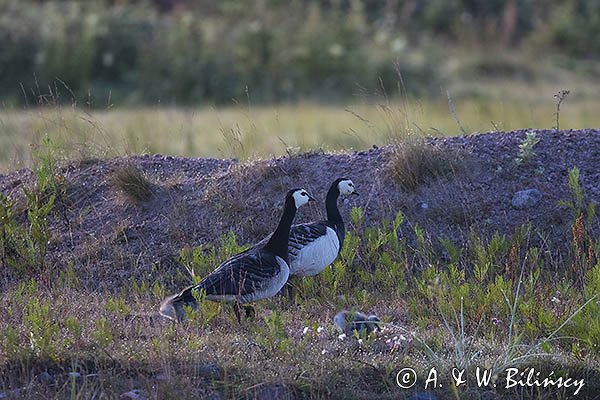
[240,256,290,303]
[290,227,340,276]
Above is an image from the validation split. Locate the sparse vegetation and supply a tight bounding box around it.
[0,136,65,280]
[110,163,155,204]
[3,95,600,171]
[1,203,599,398]
[514,130,541,165]
[386,138,461,191]
[554,90,571,131]
[559,167,598,288]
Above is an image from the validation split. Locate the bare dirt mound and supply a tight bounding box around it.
[1,129,599,292]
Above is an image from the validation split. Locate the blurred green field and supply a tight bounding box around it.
[1,91,599,172]
[2,0,598,175]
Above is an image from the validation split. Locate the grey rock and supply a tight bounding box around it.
[512,188,542,209]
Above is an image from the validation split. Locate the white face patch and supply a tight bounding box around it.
[292,189,311,209]
[338,179,356,196]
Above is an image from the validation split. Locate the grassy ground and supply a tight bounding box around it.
[1,91,600,172]
[1,157,599,398]
[0,208,599,399]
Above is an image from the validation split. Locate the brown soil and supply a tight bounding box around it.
[1,129,599,292]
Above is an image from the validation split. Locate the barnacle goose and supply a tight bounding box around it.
[286,178,358,276]
[334,310,382,337]
[159,188,315,322]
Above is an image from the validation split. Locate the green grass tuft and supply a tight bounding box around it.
[386,138,462,191]
[110,163,155,204]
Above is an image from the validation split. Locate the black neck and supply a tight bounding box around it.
[326,185,342,224]
[326,183,346,248]
[265,197,297,260]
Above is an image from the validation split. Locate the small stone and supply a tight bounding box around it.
[120,389,148,400]
[511,189,542,209]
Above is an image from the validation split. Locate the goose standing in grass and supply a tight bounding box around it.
[160,188,315,322]
[287,178,358,276]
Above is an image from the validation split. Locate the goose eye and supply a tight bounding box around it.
[301,192,307,196]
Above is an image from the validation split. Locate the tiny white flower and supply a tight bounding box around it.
[302,326,310,335]
[321,349,328,355]
[358,339,363,345]
[393,336,398,341]
[317,326,324,333]
[338,333,346,341]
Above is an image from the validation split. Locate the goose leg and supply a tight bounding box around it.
[286,282,296,302]
[232,303,255,323]
[233,302,242,324]
[284,276,299,303]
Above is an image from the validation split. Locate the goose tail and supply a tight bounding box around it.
[159,292,195,322]
[160,284,207,322]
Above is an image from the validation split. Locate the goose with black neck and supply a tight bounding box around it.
[159,188,315,322]
[286,178,358,277]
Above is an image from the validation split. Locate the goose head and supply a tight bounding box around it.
[289,188,316,209]
[337,178,359,196]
